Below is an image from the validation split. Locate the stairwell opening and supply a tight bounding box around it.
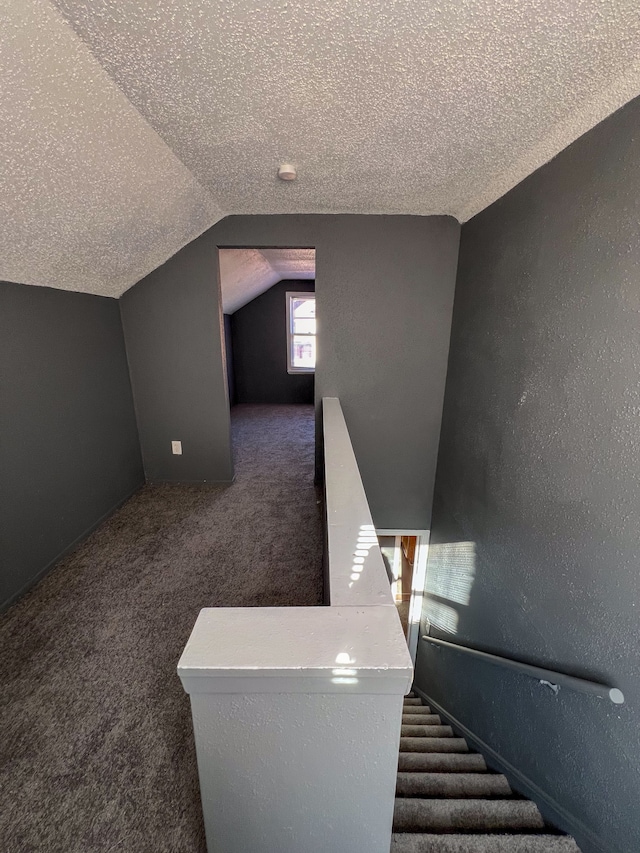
[377,531,430,661]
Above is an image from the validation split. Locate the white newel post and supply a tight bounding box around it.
[178,399,413,853]
[178,607,412,853]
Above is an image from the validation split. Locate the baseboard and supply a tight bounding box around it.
[413,685,615,853]
[1,480,144,614]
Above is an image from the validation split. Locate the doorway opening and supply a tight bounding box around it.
[377,530,430,663]
[218,248,316,409]
[217,246,317,487]
[216,247,322,601]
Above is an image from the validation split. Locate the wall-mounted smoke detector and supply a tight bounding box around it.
[278,163,297,181]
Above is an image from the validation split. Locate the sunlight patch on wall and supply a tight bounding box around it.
[424,541,476,635]
[426,541,476,605]
[425,600,460,635]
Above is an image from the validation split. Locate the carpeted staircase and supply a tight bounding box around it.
[391,694,581,852]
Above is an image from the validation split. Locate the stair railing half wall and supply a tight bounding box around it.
[178,397,413,853]
[422,635,624,704]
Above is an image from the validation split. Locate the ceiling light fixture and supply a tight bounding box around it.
[278,163,297,181]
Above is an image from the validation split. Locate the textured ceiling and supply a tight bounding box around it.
[220,249,315,314]
[2,0,640,296]
[0,0,222,297]
[261,249,316,281]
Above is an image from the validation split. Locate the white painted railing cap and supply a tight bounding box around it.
[178,397,414,699]
[178,606,413,695]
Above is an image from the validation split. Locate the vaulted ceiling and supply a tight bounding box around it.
[2,0,640,298]
[220,249,315,313]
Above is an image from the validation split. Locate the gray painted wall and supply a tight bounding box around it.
[123,215,459,526]
[414,97,640,853]
[231,280,315,405]
[223,314,236,407]
[0,282,143,610]
[214,215,460,528]
[120,232,234,483]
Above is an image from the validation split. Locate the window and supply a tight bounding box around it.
[286,293,316,373]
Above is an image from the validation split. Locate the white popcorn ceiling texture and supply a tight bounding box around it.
[220,249,315,314]
[2,0,640,297]
[0,1,222,297]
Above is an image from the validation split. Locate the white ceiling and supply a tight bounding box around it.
[0,0,221,297]
[219,248,315,314]
[2,0,640,297]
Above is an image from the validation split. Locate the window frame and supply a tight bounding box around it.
[286,292,316,374]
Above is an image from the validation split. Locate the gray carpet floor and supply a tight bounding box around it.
[0,404,323,853]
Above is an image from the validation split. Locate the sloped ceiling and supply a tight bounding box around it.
[2,0,640,297]
[220,248,315,314]
[0,0,222,296]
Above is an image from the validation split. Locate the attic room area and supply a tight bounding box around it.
[1,2,639,853]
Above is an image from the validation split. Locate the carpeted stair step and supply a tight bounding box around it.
[393,798,545,832]
[395,694,580,850]
[398,753,488,773]
[396,772,512,798]
[390,834,581,852]
[401,725,454,737]
[402,714,441,725]
[400,737,469,753]
[405,692,417,699]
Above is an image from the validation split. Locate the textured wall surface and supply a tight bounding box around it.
[139,214,459,527]
[2,1,640,296]
[223,314,236,407]
[231,280,315,405]
[120,233,234,484]
[0,283,143,609]
[215,215,461,529]
[414,96,640,853]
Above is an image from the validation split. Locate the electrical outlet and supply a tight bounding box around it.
[171,440,182,455]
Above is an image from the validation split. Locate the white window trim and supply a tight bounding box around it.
[286,292,316,374]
